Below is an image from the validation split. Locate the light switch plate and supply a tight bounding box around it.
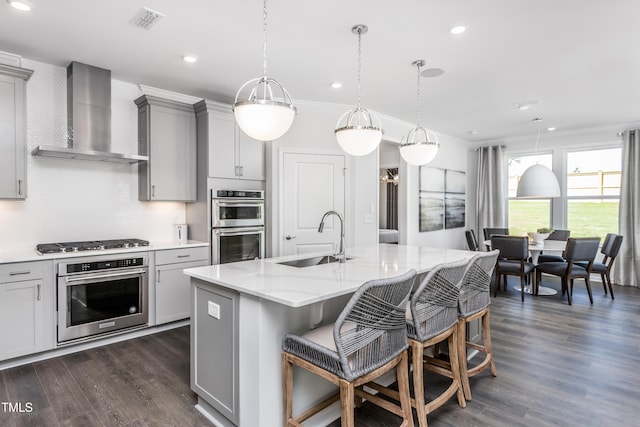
[208,301,220,319]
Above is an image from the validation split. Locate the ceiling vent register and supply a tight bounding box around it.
[130,7,164,30]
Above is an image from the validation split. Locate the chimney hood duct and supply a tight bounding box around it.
[31,62,148,163]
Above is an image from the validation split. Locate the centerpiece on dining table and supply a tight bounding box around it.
[527,227,552,245]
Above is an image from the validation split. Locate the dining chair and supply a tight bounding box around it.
[465,229,479,251]
[281,270,416,427]
[491,235,535,301]
[574,233,623,300]
[537,229,571,263]
[363,260,468,427]
[483,227,509,240]
[535,237,600,305]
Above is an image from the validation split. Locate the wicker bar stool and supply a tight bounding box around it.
[417,251,499,402]
[281,270,417,427]
[456,250,500,400]
[366,259,470,427]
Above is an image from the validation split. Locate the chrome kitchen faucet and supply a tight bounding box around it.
[318,210,346,263]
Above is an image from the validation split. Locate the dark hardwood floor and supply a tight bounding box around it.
[2,277,640,426]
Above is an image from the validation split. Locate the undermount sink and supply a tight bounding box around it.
[278,255,351,268]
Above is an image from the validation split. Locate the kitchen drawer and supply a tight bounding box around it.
[0,261,48,284]
[155,246,208,265]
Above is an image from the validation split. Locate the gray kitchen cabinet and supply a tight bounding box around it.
[0,261,54,361]
[0,64,33,199]
[135,95,197,201]
[191,280,239,424]
[194,100,264,181]
[155,246,208,325]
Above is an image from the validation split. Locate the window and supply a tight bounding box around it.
[507,154,552,236]
[566,148,621,241]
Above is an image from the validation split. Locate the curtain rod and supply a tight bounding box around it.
[474,144,506,151]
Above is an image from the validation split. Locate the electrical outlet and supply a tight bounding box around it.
[208,301,220,319]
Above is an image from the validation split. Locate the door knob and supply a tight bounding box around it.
[285,235,296,240]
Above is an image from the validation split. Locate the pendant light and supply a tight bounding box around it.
[335,25,383,156]
[399,60,440,165]
[516,118,561,198]
[233,0,296,141]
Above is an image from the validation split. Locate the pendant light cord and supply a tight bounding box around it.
[262,0,268,79]
[356,27,362,109]
[416,62,422,127]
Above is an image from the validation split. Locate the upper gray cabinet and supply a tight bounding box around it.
[135,95,196,201]
[194,100,264,181]
[0,64,33,200]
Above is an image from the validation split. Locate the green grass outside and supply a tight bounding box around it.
[508,200,619,243]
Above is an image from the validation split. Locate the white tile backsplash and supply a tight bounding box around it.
[0,58,186,251]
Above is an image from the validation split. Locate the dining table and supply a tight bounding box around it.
[483,238,566,296]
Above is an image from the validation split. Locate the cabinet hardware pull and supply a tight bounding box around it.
[177,255,191,258]
[157,269,161,282]
[37,284,41,301]
[18,180,22,196]
[10,271,30,276]
[152,185,156,197]
[239,166,244,176]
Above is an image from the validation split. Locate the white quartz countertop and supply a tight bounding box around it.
[184,244,476,307]
[0,240,209,264]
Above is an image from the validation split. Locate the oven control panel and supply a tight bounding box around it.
[64,257,145,274]
[213,189,264,199]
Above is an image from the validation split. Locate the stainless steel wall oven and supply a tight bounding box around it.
[56,254,149,344]
[211,190,265,264]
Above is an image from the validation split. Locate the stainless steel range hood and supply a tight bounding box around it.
[32,62,148,163]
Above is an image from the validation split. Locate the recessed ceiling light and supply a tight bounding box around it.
[450,25,466,35]
[546,127,556,132]
[182,55,198,63]
[468,130,479,135]
[7,0,34,11]
[331,82,342,89]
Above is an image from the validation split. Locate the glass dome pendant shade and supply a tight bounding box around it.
[232,0,296,142]
[335,25,384,156]
[400,60,439,165]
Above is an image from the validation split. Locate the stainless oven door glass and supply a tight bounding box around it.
[213,227,265,264]
[57,269,148,343]
[212,201,264,228]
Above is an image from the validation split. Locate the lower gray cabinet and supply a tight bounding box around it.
[0,261,54,361]
[191,281,239,425]
[155,247,208,324]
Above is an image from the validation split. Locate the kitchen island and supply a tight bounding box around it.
[184,244,475,427]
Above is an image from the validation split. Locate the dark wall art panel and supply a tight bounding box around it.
[419,167,466,232]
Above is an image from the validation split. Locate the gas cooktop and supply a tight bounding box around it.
[36,238,150,254]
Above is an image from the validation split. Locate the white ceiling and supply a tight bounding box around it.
[3,0,640,142]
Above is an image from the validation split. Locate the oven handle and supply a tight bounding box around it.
[214,227,264,237]
[64,268,147,283]
[213,200,264,207]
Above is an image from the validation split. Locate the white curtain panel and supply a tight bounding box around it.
[475,145,507,243]
[614,130,640,287]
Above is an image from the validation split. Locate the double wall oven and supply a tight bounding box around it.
[211,190,265,264]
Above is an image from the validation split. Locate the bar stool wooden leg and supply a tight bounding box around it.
[339,380,355,427]
[282,353,293,427]
[456,318,472,401]
[449,326,466,408]
[482,310,497,377]
[396,351,414,427]
[411,340,428,427]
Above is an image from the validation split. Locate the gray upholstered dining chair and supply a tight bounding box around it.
[465,229,479,251]
[281,270,417,427]
[483,227,509,240]
[535,237,600,305]
[491,235,535,302]
[537,229,571,263]
[574,233,623,300]
[364,259,469,427]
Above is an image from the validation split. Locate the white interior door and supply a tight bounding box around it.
[281,152,345,256]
